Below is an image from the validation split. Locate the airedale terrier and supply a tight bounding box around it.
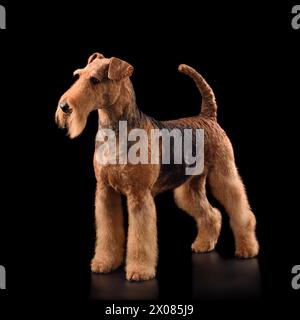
[55,53,259,281]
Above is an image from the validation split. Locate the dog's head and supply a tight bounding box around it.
[55,53,134,138]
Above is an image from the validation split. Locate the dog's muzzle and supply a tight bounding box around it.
[59,102,71,114]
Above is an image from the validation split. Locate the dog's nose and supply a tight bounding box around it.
[59,102,70,113]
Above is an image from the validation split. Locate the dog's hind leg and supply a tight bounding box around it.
[174,175,222,253]
[91,183,125,273]
[208,160,259,258]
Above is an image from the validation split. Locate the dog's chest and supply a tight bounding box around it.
[94,159,160,195]
[94,162,125,193]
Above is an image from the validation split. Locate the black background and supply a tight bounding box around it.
[0,0,299,312]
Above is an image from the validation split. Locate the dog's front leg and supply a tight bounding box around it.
[126,191,157,281]
[91,183,125,273]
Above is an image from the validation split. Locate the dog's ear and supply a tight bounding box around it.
[108,57,134,81]
[88,52,104,64]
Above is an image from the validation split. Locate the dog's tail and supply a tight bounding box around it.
[178,64,217,120]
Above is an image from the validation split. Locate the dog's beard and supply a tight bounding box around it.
[55,108,87,139]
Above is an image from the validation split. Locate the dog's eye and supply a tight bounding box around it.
[90,77,100,85]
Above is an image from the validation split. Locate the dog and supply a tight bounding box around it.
[55,53,259,281]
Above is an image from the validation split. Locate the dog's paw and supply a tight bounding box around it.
[192,239,216,253]
[126,266,156,281]
[91,258,121,274]
[235,239,259,258]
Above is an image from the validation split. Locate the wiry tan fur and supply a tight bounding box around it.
[56,53,259,281]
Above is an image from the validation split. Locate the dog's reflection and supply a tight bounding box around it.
[90,268,159,300]
[192,251,261,300]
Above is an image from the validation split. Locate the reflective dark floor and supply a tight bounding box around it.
[192,252,261,300]
[90,269,159,300]
[90,251,261,300]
